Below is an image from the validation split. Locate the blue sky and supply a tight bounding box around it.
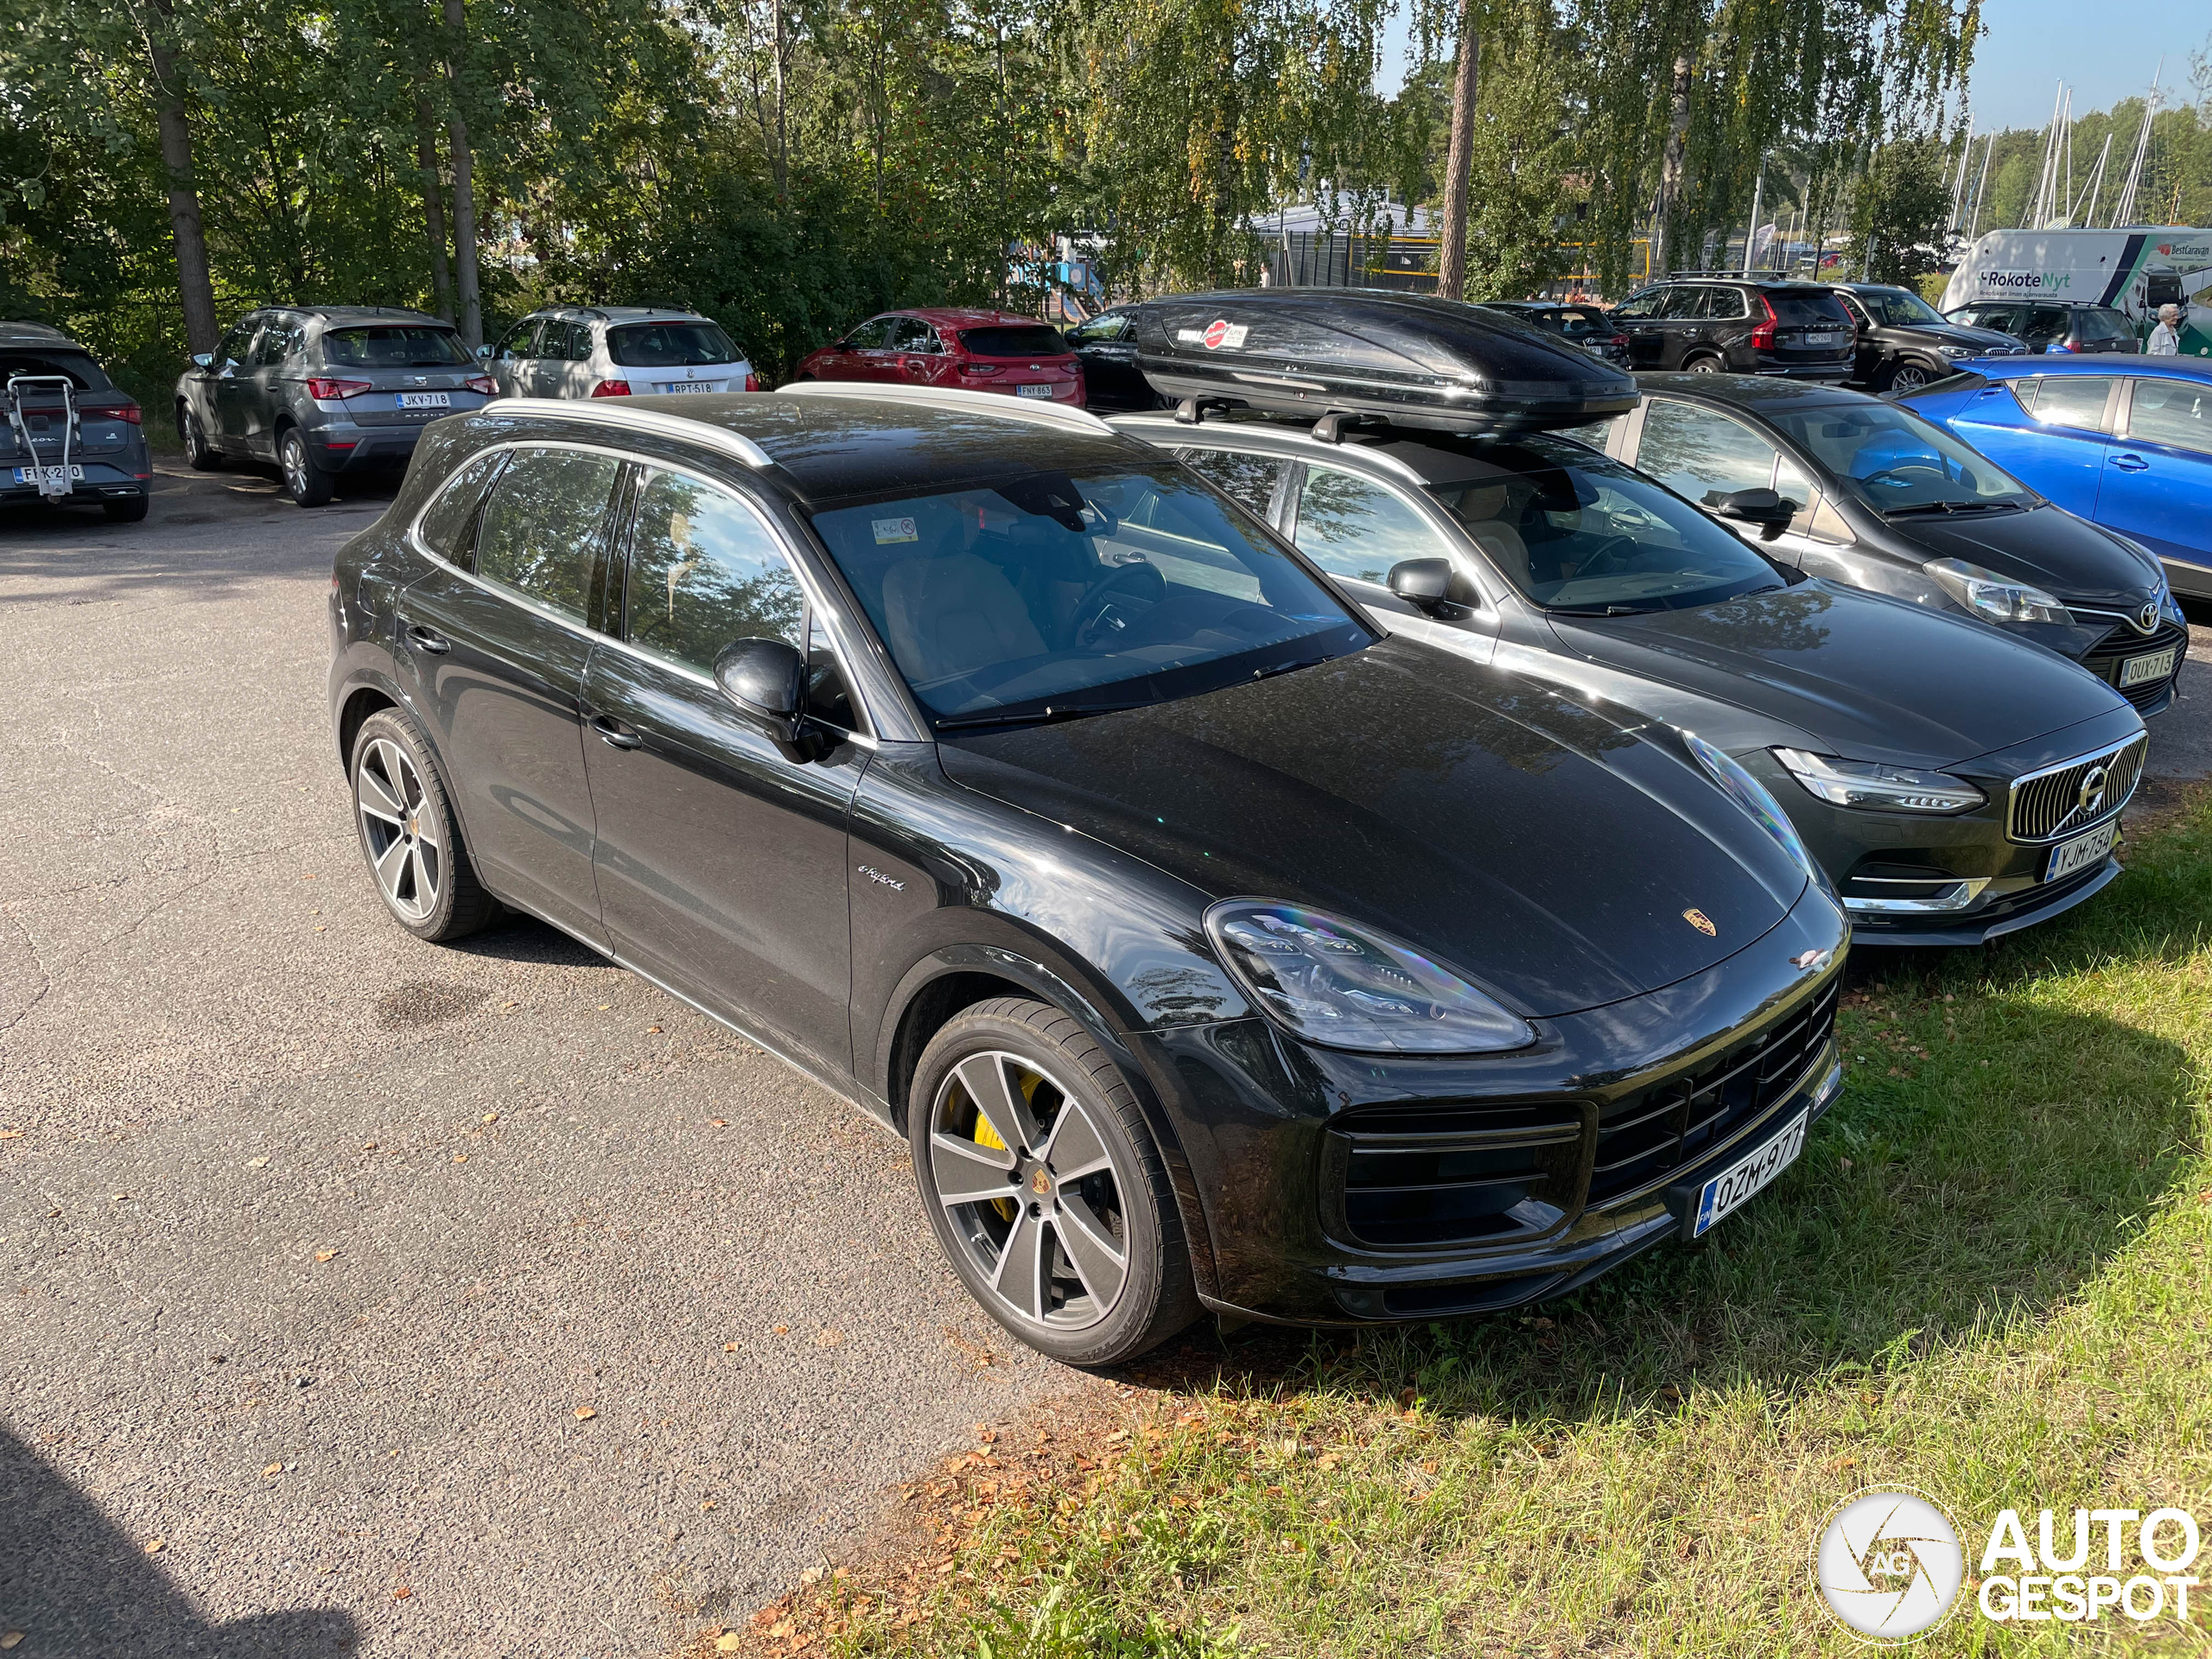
[1373,1,2199,132]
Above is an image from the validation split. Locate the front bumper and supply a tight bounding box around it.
[1139,885,1849,1324]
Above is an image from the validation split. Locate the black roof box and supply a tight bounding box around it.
[1128,289,1637,433]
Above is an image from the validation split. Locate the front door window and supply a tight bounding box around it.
[1292,465,1453,583]
[1634,399,1782,505]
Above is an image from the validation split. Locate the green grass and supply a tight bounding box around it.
[812,795,2212,1658]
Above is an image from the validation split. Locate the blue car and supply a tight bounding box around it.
[1902,357,2212,601]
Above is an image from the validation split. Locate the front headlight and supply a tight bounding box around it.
[1772,747,1985,813]
[1683,732,1825,892]
[1205,901,1535,1054]
[1923,557,2075,625]
[1940,344,1973,358]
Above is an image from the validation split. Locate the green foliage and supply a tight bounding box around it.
[1973,90,2212,232]
[1851,138,1952,283]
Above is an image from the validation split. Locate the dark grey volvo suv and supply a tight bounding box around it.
[329,385,1847,1363]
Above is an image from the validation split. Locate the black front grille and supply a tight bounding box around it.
[2082,618,2189,712]
[2008,733,2148,842]
[1327,1101,1585,1250]
[1586,979,1838,1207]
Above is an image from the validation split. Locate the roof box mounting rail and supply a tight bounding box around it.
[1172,396,1243,425]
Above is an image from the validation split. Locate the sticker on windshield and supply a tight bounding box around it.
[871,516,919,544]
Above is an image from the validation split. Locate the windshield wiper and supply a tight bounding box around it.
[1548,602,1656,616]
[1883,499,2019,516]
[933,699,1154,732]
[1249,652,1336,683]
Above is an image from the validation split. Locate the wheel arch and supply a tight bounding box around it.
[336,681,399,768]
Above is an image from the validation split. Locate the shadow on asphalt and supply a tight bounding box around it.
[0,1427,358,1656]
[446,912,609,970]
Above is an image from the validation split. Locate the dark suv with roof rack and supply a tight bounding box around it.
[175,306,498,507]
[1611,277,1855,381]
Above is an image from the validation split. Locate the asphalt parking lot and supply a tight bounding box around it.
[3,461,2209,1659]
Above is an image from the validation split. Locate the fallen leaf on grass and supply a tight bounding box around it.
[574,1407,598,1421]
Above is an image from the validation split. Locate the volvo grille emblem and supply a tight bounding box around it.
[2075,765,2110,817]
[1683,908,1718,938]
[2139,601,2160,633]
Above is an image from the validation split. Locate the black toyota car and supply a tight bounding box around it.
[330,385,1847,1363]
[1586,372,2191,718]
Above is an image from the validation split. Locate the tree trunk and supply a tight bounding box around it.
[1653,52,1691,278]
[145,3,219,354]
[442,0,482,347]
[414,94,454,323]
[1435,0,1479,302]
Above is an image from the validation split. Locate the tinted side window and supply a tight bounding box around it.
[624,469,804,672]
[1706,288,1750,320]
[2021,308,2072,348]
[1612,289,1667,321]
[2082,309,2134,343]
[1659,288,1710,321]
[1293,465,1451,582]
[1178,449,1287,521]
[473,448,620,620]
[2127,378,2212,455]
[846,318,894,350]
[1636,399,1781,504]
[2028,377,2113,432]
[1070,314,1129,342]
[417,448,508,566]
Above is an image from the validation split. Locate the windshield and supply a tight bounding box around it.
[1424,436,1786,613]
[321,326,471,368]
[959,326,1070,359]
[808,464,1370,725]
[1764,403,2034,513]
[607,321,740,367]
[1859,288,1946,327]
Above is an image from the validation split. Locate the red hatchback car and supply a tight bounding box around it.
[791,309,1084,405]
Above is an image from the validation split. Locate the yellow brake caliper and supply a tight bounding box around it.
[970,1072,1043,1222]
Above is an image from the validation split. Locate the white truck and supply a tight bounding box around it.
[1940,227,2212,357]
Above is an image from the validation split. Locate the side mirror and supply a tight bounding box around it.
[1387,557,1457,613]
[714,637,807,744]
[475,343,493,360]
[190,353,213,371]
[1713,488,1793,542]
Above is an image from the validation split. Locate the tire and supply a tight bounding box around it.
[348,709,497,942]
[279,425,333,507]
[909,997,1199,1367]
[180,404,220,471]
[1685,353,1724,374]
[102,494,150,524]
[1884,359,1937,394]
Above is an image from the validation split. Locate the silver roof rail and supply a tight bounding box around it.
[478,397,774,469]
[776,380,1117,437]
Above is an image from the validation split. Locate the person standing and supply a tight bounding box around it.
[2147,302,2182,356]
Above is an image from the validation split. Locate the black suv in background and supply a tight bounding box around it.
[1825,283,2026,393]
[1942,300,2140,357]
[1480,302,1632,367]
[1611,278,1855,380]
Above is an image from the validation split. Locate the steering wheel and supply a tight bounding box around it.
[1858,464,1950,492]
[1071,561,1165,649]
[1565,535,1641,579]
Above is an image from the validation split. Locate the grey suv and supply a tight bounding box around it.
[486,306,755,401]
[175,307,497,506]
[0,321,151,522]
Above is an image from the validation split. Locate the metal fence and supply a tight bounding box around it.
[1261,232,1439,292]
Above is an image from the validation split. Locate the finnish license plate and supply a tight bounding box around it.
[396,391,450,410]
[2120,646,2178,688]
[1015,383,1056,398]
[657,381,718,394]
[1803,331,1844,346]
[2046,819,2117,880]
[14,464,82,486]
[1689,1111,1807,1237]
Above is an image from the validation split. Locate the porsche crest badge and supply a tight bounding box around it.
[1682,908,1717,938]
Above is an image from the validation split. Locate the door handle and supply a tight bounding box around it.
[592,715,642,750]
[2109,453,2149,472]
[404,623,450,655]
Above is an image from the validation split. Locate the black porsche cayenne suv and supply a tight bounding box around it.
[329,385,1847,1363]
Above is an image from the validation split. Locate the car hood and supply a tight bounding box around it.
[1896,321,2023,353]
[935,638,1809,1020]
[1884,502,2164,612]
[1541,582,2126,768]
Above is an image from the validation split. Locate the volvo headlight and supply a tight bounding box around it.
[1683,732,1824,891]
[1773,748,1984,813]
[1923,557,2075,625]
[1205,901,1535,1054]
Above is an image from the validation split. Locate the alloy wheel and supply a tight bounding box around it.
[926,1050,1129,1332]
[354,737,442,921]
[1891,364,1929,392]
[282,433,309,499]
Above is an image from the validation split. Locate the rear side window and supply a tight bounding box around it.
[323,326,472,368]
[607,321,738,367]
[2026,376,2113,431]
[1767,290,1850,326]
[472,447,621,620]
[1178,449,1287,521]
[1657,289,1709,321]
[0,350,111,391]
[416,448,508,565]
[958,325,1070,359]
[2128,378,2212,455]
[623,469,804,671]
[1706,289,1750,320]
[2081,309,2134,343]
